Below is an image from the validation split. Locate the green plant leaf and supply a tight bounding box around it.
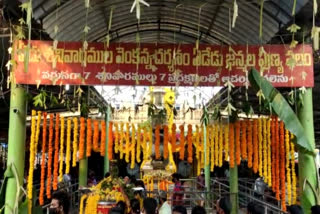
[249,68,313,152]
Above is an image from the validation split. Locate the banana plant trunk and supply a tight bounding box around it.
[203,126,211,206]
[104,105,111,174]
[298,88,317,214]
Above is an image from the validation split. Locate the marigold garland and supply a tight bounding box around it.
[155,125,161,159]
[224,124,229,162]
[130,124,136,168]
[241,120,247,160]
[229,123,235,168]
[171,123,177,152]
[235,121,241,165]
[253,119,258,173]
[218,123,223,167]
[79,194,88,214]
[72,117,78,167]
[35,111,42,156]
[142,127,148,162]
[179,125,185,160]
[65,118,72,174]
[53,114,60,190]
[46,114,54,199]
[79,117,85,159]
[247,120,253,168]
[164,125,169,159]
[271,117,276,191]
[119,123,124,160]
[275,118,280,200]
[291,133,297,204]
[258,118,263,176]
[100,121,106,157]
[108,122,114,160]
[280,121,286,211]
[214,123,219,166]
[125,123,130,163]
[93,120,100,152]
[267,118,272,187]
[28,110,37,212]
[148,125,153,157]
[114,123,119,154]
[285,129,292,205]
[86,118,92,157]
[262,118,268,180]
[59,116,65,182]
[136,126,141,163]
[39,112,47,205]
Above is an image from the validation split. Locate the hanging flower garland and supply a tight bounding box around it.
[119,123,124,160]
[136,125,141,163]
[275,117,280,200]
[59,116,65,182]
[93,120,100,152]
[79,117,85,160]
[46,114,54,199]
[155,125,161,159]
[114,123,119,154]
[142,127,148,163]
[65,118,72,174]
[214,123,219,166]
[39,112,47,205]
[148,125,153,158]
[218,123,223,167]
[86,118,92,157]
[72,117,78,167]
[224,124,229,162]
[291,133,297,204]
[241,120,247,160]
[280,121,286,212]
[164,125,169,159]
[108,122,114,160]
[258,118,263,176]
[253,119,258,173]
[285,129,292,205]
[229,123,235,168]
[179,125,185,160]
[271,116,276,191]
[27,110,37,213]
[263,118,268,180]
[171,123,176,152]
[35,111,42,156]
[267,118,272,187]
[247,120,253,168]
[125,123,130,163]
[130,124,136,168]
[100,121,106,156]
[235,121,241,165]
[53,114,60,190]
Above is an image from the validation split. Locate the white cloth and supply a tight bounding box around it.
[159,201,172,214]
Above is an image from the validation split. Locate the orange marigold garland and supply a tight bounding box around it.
[280,121,286,211]
[108,122,114,160]
[100,121,106,156]
[86,118,92,157]
[253,119,258,173]
[247,120,253,168]
[79,117,85,159]
[229,123,235,168]
[65,118,72,174]
[46,114,54,199]
[275,117,280,200]
[241,120,247,159]
[93,120,99,152]
[271,116,276,191]
[119,123,124,160]
[258,118,263,176]
[285,129,292,205]
[179,125,185,160]
[267,118,272,187]
[171,123,176,152]
[224,124,229,162]
[39,112,47,205]
[235,121,241,165]
[53,114,60,190]
[164,125,169,159]
[155,125,161,159]
[291,133,297,204]
[263,118,268,180]
[59,116,65,182]
[72,117,78,167]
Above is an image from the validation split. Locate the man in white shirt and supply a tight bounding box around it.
[158,190,171,214]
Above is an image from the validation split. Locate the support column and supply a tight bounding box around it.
[104,105,111,174]
[78,156,88,187]
[298,88,317,214]
[203,126,210,206]
[4,85,27,214]
[229,164,239,214]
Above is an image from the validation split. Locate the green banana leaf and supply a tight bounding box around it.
[249,68,313,152]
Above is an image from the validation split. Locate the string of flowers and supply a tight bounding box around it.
[214,123,219,166]
[247,120,253,168]
[130,124,136,168]
[114,123,119,154]
[108,122,114,160]
[59,116,65,182]
[275,117,280,200]
[253,119,258,173]
[164,125,169,159]
[171,123,176,152]
[263,118,268,180]
[125,123,130,163]
[136,126,141,163]
[79,117,85,159]
[72,117,78,167]
[285,129,292,205]
[100,121,106,157]
[46,114,54,199]
[267,118,272,187]
[291,133,297,204]
[35,111,42,155]
[79,194,88,214]
[119,123,124,160]
[229,123,235,168]
[86,118,92,157]
[65,118,72,174]
[210,126,215,171]
[93,120,99,152]
[218,123,223,167]
[179,125,185,160]
[224,123,229,162]
[235,121,241,165]
[241,120,247,160]
[39,112,47,205]
[53,114,60,190]
[258,118,263,176]
[280,121,286,211]
[155,125,161,159]
[271,116,276,191]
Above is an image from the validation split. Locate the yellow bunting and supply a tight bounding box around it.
[59,116,65,182]
[65,118,71,174]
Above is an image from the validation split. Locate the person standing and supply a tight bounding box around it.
[158,190,171,214]
[172,173,184,206]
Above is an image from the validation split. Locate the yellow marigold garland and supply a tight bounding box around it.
[224,124,229,162]
[285,129,292,205]
[267,118,272,186]
[210,125,215,172]
[59,116,65,182]
[65,118,72,174]
[291,133,297,204]
[142,127,148,162]
[79,194,88,214]
[218,123,223,167]
[119,123,124,159]
[215,123,219,166]
[72,117,78,167]
[85,194,100,214]
[125,123,130,163]
[258,118,263,176]
[53,114,60,190]
[114,123,119,154]
[130,124,136,168]
[263,118,268,180]
[280,121,286,212]
[136,125,141,163]
[86,118,92,157]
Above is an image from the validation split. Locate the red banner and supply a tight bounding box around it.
[13,40,314,87]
